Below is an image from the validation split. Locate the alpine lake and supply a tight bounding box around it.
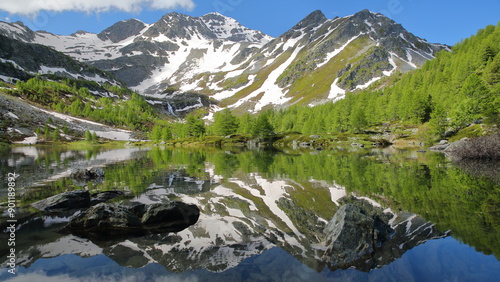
[0,144,499,281]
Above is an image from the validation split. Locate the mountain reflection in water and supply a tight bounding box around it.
[0,146,499,281]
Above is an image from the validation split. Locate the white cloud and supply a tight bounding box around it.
[0,0,196,15]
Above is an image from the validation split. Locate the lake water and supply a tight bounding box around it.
[1,145,499,281]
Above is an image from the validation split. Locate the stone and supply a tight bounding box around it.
[32,190,90,211]
[66,203,142,233]
[323,203,393,268]
[90,190,125,205]
[65,201,200,237]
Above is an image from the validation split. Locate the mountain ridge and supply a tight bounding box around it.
[0,9,448,115]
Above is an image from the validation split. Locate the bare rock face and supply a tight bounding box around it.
[323,203,393,268]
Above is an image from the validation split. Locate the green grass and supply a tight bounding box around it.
[449,124,484,142]
[285,35,375,105]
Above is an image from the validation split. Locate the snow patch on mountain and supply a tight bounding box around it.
[328,78,346,101]
[231,45,304,112]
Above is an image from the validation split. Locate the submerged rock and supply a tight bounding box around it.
[32,190,90,212]
[323,203,393,268]
[65,201,200,238]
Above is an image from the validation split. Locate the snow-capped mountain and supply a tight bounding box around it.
[0,10,448,114]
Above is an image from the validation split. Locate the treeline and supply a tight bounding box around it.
[148,109,275,141]
[11,77,157,130]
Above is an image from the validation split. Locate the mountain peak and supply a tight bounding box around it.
[291,10,327,31]
[200,12,272,43]
[97,19,146,43]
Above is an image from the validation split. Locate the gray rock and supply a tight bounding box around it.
[65,201,200,237]
[444,137,469,153]
[66,203,141,232]
[90,190,125,205]
[323,203,393,268]
[32,190,90,211]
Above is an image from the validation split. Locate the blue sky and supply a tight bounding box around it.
[0,0,499,45]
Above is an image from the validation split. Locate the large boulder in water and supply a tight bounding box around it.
[32,190,90,211]
[323,203,393,269]
[65,201,200,238]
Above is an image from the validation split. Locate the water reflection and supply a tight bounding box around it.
[0,145,499,281]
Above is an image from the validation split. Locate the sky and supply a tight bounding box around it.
[0,0,499,46]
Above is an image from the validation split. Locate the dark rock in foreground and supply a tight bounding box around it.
[65,202,200,238]
[32,190,91,212]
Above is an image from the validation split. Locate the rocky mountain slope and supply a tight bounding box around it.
[0,10,448,115]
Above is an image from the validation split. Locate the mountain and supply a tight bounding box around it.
[0,10,447,115]
[0,32,118,89]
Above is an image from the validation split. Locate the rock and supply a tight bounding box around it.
[444,137,469,153]
[32,190,90,211]
[65,201,200,237]
[309,135,321,138]
[323,203,393,268]
[66,203,142,234]
[71,167,105,180]
[438,139,448,145]
[90,190,125,205]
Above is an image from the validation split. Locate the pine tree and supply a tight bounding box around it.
[238,113,255,134]
[213,108,239,136]
[161,126,172,141]
[84,130,92,141]
[186,113,206,137]
[150,125,162,142]
[252,115,274,138]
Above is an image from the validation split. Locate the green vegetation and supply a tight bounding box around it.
[213,108,239,136]
[9,77,157,131]
[227,23,495,145]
